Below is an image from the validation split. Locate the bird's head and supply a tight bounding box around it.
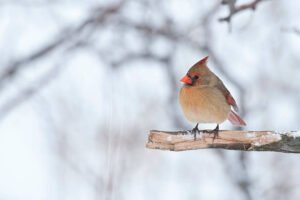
[180,56,211,86]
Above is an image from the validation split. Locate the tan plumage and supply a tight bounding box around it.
[179,56,246,128]
[180,86,230,124]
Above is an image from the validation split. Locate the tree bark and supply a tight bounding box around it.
[146,130,300,153]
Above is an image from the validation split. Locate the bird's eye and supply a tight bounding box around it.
[194,75,199,80]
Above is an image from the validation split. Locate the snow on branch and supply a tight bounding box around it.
[146,130,300,153]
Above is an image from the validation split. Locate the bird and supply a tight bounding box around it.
[179,56,246,140]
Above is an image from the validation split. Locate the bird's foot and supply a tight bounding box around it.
[191,123,200,141]
[202,125,219,142]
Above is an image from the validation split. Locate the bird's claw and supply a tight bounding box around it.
[190,124,219,141]
[202,125,219,142]
[192,128,200,141]
[202,130,218,142]
[191,123,200,141]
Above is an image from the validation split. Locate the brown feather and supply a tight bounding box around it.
[179,86,230,124]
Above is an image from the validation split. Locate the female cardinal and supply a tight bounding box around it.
[179,56,246,140]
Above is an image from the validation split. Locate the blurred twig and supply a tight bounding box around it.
[0,1,125,120]
[219,0,268,23]
[0,1,124,91]
[108,49,187,129]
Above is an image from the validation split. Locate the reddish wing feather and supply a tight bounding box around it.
[228,111,246,126]
[226,93,239,112]
[217,80,239,112]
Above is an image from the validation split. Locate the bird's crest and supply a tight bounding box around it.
[198,56,209,65]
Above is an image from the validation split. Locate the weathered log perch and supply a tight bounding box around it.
[146,130,300,153]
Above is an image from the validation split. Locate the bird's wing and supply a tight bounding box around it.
[228,110,246,126]
[216,79,239,112]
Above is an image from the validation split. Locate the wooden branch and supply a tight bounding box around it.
[146,130,300,153]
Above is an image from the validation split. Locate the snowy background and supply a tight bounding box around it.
[0,0,300,199]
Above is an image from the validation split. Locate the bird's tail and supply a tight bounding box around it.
[228,110,246,126]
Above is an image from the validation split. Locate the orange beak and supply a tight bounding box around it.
[180,75,192,84]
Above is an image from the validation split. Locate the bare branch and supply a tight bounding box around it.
[0,1,124,90]
[146,130,300,153]
[219,0,267,23]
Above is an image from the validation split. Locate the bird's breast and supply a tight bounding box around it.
[179,86,230,124]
